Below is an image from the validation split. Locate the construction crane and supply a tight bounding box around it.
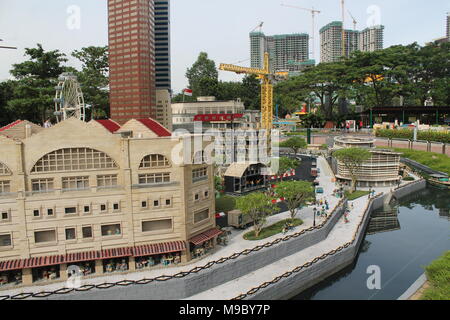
[280,3,321,62]
[219,52,274,132]
[251,21,264,33]
[341,0,346,58]
[348,10,357,30]
[0,39,17,50]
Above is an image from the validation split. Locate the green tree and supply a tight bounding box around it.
[72,46,109,119]
[186,52,219,98]
[280,136,307,154]
[333,148,371,193]
[7,44,68,124]
[235,192,279,238]
[0,80,17,126]
[275,181,315,221]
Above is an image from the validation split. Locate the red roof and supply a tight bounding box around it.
[96,119,121,133]
[194,114,244,122]
[0,120,23,132]
[189,228,223,246]
[137,118,171,137]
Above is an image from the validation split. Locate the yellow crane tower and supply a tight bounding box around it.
[219,52,274,132]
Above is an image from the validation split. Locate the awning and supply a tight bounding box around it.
[97,247,133,260]
[224,162,268,178]
[63,251,99,264]
[190,228,223,246]
[133,241,186,257]
[0,259,24,272]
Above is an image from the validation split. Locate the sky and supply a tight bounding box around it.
[0,0,449,94]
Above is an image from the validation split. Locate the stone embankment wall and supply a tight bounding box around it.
[244,179,427,300]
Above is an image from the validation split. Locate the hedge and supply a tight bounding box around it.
[375,129,450,144]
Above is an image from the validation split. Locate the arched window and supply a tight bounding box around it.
[0,162,11,176]
[31,148,118,173]
[139,154,170,169]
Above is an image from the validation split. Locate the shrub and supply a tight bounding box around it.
[375,129,450,143]
[403,176,415,181]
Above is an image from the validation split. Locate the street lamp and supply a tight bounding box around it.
[313,207,317,227]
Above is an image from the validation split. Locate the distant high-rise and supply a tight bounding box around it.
[154,0,171,90]
[250,32,310,72]
[320,21,384,63]
[108,0,156,124]
[359,25,384,52]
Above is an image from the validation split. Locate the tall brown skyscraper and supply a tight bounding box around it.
[108,0,156,124]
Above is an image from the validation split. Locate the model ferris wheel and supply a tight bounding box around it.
[54,72,86,122]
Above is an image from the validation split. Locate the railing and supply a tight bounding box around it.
[0,198,347,300]
[131,181,179,189]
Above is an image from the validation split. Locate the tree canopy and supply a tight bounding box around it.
[275,180,315,221]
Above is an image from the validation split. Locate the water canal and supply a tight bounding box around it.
[293,186,450,300]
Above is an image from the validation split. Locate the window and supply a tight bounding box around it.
[194,193,199,201]
[65,207,77,215]
[97,175,118,188]
[65,228,76,240]
[101,224,121,236]
[165,199,171,206]
[47,209,54,216]
[153,200,159,207]
[31,179,54,193]
[192,168,208,182]
[33,209,40,217]
[34,230,56,243]
[0,181,10,194]
[82,226,93,239]
[113,203,120,211]
[0,162,11,176]
[204,190,209,198]
[1,211,8,220]
[84,205,91,214]
[141,201,148,208]
[100,204,107,212]
[194,209,209,224]
[142,219,172,233]
[62,176,89,191]
[0,234,11,247]
[31,148,118,173]
[138,173,170,185]
[139,154,170,168]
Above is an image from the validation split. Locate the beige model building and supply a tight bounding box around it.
[333,136,401,187]
[0,117,218,287]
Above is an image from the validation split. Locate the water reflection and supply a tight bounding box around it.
[292,187,450,300]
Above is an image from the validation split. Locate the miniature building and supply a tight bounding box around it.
[0,118,219,287]
[332,136,401,187]
[224,163,268,194]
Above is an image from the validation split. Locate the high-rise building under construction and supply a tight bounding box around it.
[250,32,310,72]
[320,21,384,63]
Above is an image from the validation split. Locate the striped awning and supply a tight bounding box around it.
[133,241,186,257]
[97,247,133,260]
[62,251,99,264]
[190,228,223,246]
[0,259,24,272]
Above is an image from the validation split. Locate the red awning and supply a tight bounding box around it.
[189,228,223,246]
[0,259,24,272]
[133,241,186,257]
[63,251,99,264]
[97,247,133,260]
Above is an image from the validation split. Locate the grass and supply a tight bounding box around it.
[384,147,450,176]
[243,218,303,241]
[215,195,236,213]
[420,251,450,300]
[345,190,370,201]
